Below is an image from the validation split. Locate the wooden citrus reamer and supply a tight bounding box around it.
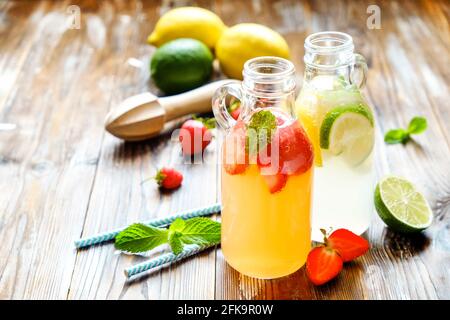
[104,80,230,141]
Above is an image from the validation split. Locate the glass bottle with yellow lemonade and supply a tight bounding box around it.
[213,57,314,279]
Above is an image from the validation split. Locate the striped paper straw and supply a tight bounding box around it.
[74,203,221,249]
[125,243,217,278]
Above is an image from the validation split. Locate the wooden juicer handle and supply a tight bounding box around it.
[104,79,231,141]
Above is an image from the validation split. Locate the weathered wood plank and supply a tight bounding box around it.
[67,0,219,300]
[0,0,113,299]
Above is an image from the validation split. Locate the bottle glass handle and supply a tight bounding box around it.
[350,53,368,89]
[212,81,242,130]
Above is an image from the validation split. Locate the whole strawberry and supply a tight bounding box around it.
[155,167,183,190]
[179,118,214,156]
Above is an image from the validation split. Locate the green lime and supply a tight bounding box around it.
[374,176,433,233]
[320,104,374,165]
[150,38,213,94]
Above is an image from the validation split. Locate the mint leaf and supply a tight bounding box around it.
[168,231,184,255]
[407,117,427,135]
[115,217,221,254]
[384,116,427,145]
[115,223,168,253]
[169,218,186,232]
[246,110,277,155]
[178,217,221,245]
[384,129,409,144]
[168,218,185,254]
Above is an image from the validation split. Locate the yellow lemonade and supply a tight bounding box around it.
[212,57,313,279]
[221,164,313,279]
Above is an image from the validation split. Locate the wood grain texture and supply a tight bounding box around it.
[0,0,448,300]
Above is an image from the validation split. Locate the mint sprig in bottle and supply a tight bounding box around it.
[296,32,375,242]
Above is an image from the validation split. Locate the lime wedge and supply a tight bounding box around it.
[374,176,433,233]
[320,104,374,165]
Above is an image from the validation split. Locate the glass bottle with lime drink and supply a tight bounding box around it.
[296,32,375,241]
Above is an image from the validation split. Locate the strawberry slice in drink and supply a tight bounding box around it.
[277,121,314,175]
[257,139,287,193]
[262,173,288,194]
[223,121,248,175]
[257,141,282,175]
[257,113,313,191]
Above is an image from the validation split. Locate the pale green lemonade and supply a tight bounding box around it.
[296,32,375,241]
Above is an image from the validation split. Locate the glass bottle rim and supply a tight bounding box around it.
[242,56,296,97]
[304,31,355,69]
[305,31,354,53]
[243,56,295,84]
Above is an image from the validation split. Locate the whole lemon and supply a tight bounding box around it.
[148,7,226,49]
[216,23,290,79]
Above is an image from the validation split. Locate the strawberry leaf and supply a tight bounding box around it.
[192,115,216,129]
[154,170,166,186]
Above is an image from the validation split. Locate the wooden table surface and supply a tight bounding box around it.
[0,0,449,300]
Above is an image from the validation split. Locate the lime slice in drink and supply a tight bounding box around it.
[320,104,374,165]
[374,176,433,233]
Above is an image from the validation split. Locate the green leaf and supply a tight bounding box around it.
[228,100,241,112]
[204,118,216,129]
[384,129,409,144]
[168,231,184,255]
[169,218,186,232]
[192,115,216,129]
[115,217,221,255]
[246,110,277,155]
[115,223,169,253]
[154,169,166,186]
[407,117,427,135]
[178,217,221,245]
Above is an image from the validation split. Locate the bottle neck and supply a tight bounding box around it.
[303,31,355,88]
[241,57,296,117]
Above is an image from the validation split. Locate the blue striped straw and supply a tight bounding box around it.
[125,243,217,278]
[74,203,222,249]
